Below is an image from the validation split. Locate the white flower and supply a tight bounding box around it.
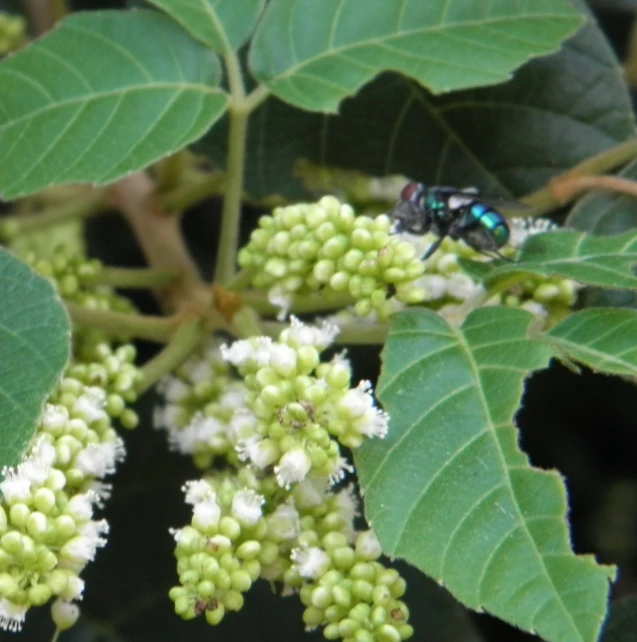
[183,480,215,505]
[61,521,108,564]
[509,217,558,248]
[40,404,69,430]
[73,387,108,424]
[60,576,85,601]
[268,285,293,321]
[0,598,27,632]
[275,448,312,488]
[293,477,330,509]
[270,344,297,376]
[75,439,125,478]
[169,414,226,455]
[231,489,265,526]
[521,300,549,319]
[339,381,388,439]
[0,438,56,502]
[182,357,213,385]
[447,273,483,301]
[334,485,359,537]
[267,502,300,541]
[419,274,448,300]
[228,410,258,443]
[235,436,278,469]
[221,337,274,367]
[159,376,190,402]
[66,492,96,522]
[280,316,339,350]
[153,404,185,432]
[291,546,330,579]
[356,530,382,560]
[193,498,222,529]
[328,456,354,486]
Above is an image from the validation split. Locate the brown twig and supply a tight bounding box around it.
[107,172,210,313]
[549,175,637,205]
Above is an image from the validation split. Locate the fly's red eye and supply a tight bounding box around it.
[400,182,420,202]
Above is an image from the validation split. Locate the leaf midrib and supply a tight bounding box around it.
[261,13,579,83]
[0,83,223,134]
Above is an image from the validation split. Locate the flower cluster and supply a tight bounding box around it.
[390,217,580,327]
[237,196,426,320]
[220,317,387,486]
[157,318,412,640]
[0,342,141,632]
[154,338,246,469]
[294,530,412,642]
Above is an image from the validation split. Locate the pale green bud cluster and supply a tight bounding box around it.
[401,224,579,327]
[0,344,140,632]
[221,318,388,485]
[0,13,25,55]
[160,318,411,638]
[169,472,271,626]
[237,196,426,320]
[294,531,413,642]
[154,338,244,469]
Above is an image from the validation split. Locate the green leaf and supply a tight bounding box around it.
[481,230,637,291]
[0,10,228,200]
[248,0,584,112]
[148,0,264,52]
[545,309,637,376]
[0,248,70,472]
[600,596,637,642]
[356,307,614,642]
[566,160,637,235]
[203,8,634,201]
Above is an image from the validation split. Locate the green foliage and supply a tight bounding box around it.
[470,230,637,291]
[249,0,583,112]
[0,10,227,199]
[545,309,637,376]
[203,8,633,200]
[0,247,70,472]
[147,0,264,53]
[356,307,616,642]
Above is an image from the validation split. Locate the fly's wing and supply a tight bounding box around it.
[434,186,531,212]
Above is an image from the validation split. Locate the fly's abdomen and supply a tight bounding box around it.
[466,203,509,247]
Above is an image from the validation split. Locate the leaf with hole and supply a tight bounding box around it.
[0,248,70,476]
[0,10,228,199]
[148,0,264,52]
[355,307,615,642]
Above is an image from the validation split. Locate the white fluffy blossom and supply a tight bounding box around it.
[0,598,27,632]
[274,448,312,488]
[231,489,265,526]
[291,546,330,579]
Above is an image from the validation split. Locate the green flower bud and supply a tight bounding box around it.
[28,583,52,606]
[51,599,80,630]
[26,512,48,538]
[9,503,30,528]
[372,584,391,606]
[54,515,77,539]
[354,629,375,642]
[329,271,350,291]
[1,531,22,554]
[37,547,58,572]
[352,579,374,602]
[196,580,215,598]
[332,546,356,570]
[258,540,279,565]
[303,605,325,628]
[242,558,261,581]
[33,488,56,514]
[0,572,17,595]
[230,569,252,592]
[265,257,288,278]
[377,623,402,642]
[338,617,359,637]
[313,259,336,283]
[224,589,245,612]
[261,384,287,408]
[311,585,333,609]
[324,603,347,623]
[236,540,261,560]
[322,235,349,259]
[204,603,225,625]
[332,584,352,608]
[371,605,388,626]
[343,249,364,271]
[324,622,340,640]
[174,594,191,615]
